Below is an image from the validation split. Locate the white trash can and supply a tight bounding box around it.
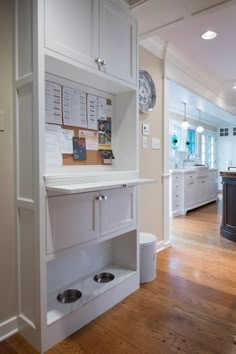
[139,233,157,283]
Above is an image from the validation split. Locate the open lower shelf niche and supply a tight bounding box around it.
[47,264,136,326]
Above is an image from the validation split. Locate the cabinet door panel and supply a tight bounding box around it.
[184,182,195,209]
[46,192,100,254]
[202,178,208,202]
[99,0,137,84]
[45,0,99,68]
[101,187,137,236]
[196,180,203,204]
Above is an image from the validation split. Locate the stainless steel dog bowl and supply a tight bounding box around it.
[93,272,115,283]
[57,289,82,304]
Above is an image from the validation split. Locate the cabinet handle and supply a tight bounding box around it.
[95,57,102,65]
[101,195,108,201]
[101,59,106,66]
[96,196,102,201]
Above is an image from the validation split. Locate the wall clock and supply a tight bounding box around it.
[139,69,156,113]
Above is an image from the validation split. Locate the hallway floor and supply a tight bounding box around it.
[2,199,236,354]
[171,196,236,252]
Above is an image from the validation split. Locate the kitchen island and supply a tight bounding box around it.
[220,171,236,242]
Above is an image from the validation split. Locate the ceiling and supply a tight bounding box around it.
[154,3,236,89]
[169,81,236,127]
[130,0,236,123]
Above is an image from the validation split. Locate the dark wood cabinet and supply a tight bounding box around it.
[220,176,236,242]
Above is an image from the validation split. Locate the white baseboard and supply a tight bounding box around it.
[156,240,171,253]
[0,316,18,342]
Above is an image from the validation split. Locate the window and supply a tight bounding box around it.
[219,128,229,137]
[233,127,236,136]
[187,129,196,155]
[201,134,216,167]
[201,134,206,165]
[207,136,215,168]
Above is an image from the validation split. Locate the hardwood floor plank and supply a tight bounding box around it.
[147,271,236,324]
[119,290,236,354]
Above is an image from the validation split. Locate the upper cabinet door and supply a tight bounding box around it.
[45,0,99,69]
[99,0,137,85]
[101,187,137,237]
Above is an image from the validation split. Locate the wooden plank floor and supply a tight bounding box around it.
[2,199,236,353]
[171,195,236,252]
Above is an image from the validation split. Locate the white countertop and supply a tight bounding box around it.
[46,178,158,196]
[170,167,218,174]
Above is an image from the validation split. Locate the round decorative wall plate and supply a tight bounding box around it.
[139,69,156,113]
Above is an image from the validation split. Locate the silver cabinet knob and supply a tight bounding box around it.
[101,195,107,200]
[96,196,102,201]
[95,58,106,70]
[95,57,102,65]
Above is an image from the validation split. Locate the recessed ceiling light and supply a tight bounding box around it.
[201,30,217,40]
[233,86,236,90]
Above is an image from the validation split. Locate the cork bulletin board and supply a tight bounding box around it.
[45,75,114,167]
[62,126,103,166]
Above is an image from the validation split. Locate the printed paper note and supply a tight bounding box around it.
[73,137,86,160]
[98,118,112,149]
[61,129,74,154]
[45,81,62,124]
[63,87,87,128]
[87,94,99,130]
[79,130,98,151]
[45,124,62,166]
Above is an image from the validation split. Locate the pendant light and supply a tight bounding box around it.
[196,108,204,133]
[181,102,189,129]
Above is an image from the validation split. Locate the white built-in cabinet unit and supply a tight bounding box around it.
[45,0,137,85]
[218,127,236,190]
[170,168,218,217]
[14,1,152,352]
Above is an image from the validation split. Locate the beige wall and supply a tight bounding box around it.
[0,0,17,322]
[139,47,164,241]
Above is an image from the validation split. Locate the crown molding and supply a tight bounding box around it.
[139,37,166,59]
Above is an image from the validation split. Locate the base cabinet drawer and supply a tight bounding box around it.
[172,196,181,211]
[46,192,100,254]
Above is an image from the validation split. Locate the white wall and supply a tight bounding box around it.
[0,0,17,325]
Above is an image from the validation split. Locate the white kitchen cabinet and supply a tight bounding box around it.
[99,0,137,84]
[45,0,137,85]
[46,187,137,254]
[196,177,208,205]
[170,169,218,217]
[170,172,182,217]
[45,0,99,69]
[183,172,196,210]
[46,191,100,254]
[208,170,218,200]
[218,128,236,190]
[101,187,136,237]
